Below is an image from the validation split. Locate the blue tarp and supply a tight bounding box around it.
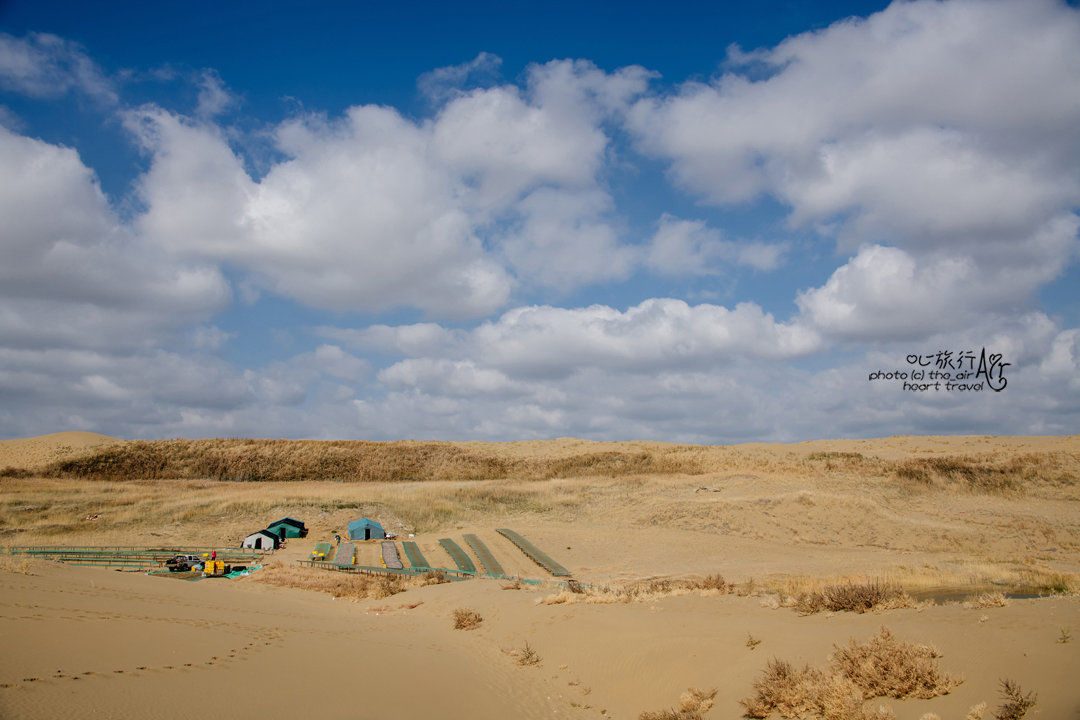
[347,517,385,540]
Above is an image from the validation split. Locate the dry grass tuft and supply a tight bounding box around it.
[639,687,717,720]
[515,641,541,666]
[795,581,913,614]
[964,592,1008,609]
[252,562,410,601]
[541,574,730,605]
[994,679,1036,720]
[0,554,38,574]
[965,702,988,720]
[747,634,762,650]
[452,608,483,630]
[832,628,959,699]
[1058,628,1071,644]
[420,569,449,586]
[741,628,958,720]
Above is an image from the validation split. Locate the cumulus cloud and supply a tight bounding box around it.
[0,125,229,351]
[647,214,784,275]
[3,7,1079,443]
[630,0,1080,339]
[125,59,657,316]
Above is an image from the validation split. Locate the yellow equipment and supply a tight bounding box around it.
[203,560,227,577]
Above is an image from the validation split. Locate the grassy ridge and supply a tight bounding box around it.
[37,438,704,482]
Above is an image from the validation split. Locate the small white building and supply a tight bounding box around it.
[242,529,280,550]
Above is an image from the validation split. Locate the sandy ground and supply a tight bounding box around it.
[1,433,1078,718]
[0,432,120,470]
[1,560,1077,719]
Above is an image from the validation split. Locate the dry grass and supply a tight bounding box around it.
[35,438,704,483]
[963,592,1009,609]
[419,569,449,586]
[0,554,39,574]
[891,453,1077,494]
[515,641,541,666]
[250,562,409,600]
[795,581,913,614]
[741,627,959,720]
[639,687,717,720]
[832,628,959,699]
[994,679,1036,720]
[452,608,483,630]
[541,574,730,605]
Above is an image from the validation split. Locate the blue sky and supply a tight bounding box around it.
[1,0,1078,442]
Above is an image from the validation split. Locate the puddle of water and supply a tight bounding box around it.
[908,586,1056,604]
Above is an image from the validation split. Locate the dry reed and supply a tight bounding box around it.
[741,627,959,720]
[452,608,483,630]
[639,687,717,720]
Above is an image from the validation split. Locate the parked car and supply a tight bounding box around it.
[165,554,203,572]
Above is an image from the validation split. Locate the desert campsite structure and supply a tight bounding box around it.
[242,529,280,550]
[348,517,385,540]
[267,517,308,540]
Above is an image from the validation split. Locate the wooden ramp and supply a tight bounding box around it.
[333,542,355,565]
[381,541,403,569]
[438,538,476,573]
[463,534,504,577]
[401,541,429,569]
[495,529,570,577]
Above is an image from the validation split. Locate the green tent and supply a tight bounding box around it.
[267,517,307,539]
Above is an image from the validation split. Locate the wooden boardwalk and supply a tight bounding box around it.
[401,541,429,569]
[463,534,504,577]
[333,542,354,566]
[437,538,477,573]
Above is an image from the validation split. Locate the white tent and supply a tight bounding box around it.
[242,529,280,550]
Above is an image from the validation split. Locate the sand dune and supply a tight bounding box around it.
[1,433,1077,718]
[0,431,122,471]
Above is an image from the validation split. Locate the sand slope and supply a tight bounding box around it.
[1,561,1077,719]
[0,432,122,470]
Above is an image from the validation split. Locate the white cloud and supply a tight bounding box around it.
[630,0,1080,341]
[0,125,229,351]
[647,214,784,275]
[0,32,116,102]
[195,69,236,119]
[417,51,503,103]
[468,298,819,377]
[499,189,638,289]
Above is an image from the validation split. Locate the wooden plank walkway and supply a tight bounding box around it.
[495,529,570,577]
[333,542,354,566]
[380,541,403,569]
[437,538,477,573]
[463,534,504,577]
[401,541,429,569]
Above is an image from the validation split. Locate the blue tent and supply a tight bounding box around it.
[348,517,385,540]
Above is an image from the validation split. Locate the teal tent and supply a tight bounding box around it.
[348,518,384,540]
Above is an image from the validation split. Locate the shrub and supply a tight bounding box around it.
[452,608,483,630]
[639,687,717,720]
[796,581,912,614]
[741,627,958,720]
[831,628,959,699]
[994,679,1036,720]
[516,641,541,666]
